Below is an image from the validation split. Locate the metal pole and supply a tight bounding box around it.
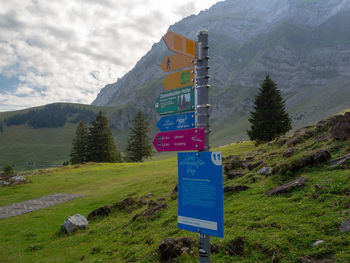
[196,29,210,263]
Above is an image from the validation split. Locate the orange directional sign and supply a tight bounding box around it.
[163,69,195,90]
[160,54,195,72]
[163,31,196,58]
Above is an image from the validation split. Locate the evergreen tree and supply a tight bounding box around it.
[87,112,117,162]
[125,111,152,162]
[70,121,89,164]
[247,74,291,143]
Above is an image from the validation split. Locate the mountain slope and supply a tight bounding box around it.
[93,0,350,146]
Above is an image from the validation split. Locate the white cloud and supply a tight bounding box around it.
[0,0,220,112]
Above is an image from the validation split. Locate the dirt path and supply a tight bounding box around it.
[0,193,84,219]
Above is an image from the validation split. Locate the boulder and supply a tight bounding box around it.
[330,112,350,140]
[159,237,196,262]
[9,176,27,184]
[61,214,88,233]
[339,220,350,233]
[312,240,325,247]
[328,154,350,169]
[226,170,243,179]
[87,206,111,220]
[224,185,249,193]
[282,148,296,158]
[265,177,306,196]
[258,167,272,176]
[0,180,10,186]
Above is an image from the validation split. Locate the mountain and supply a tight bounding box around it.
[93,0,350,146]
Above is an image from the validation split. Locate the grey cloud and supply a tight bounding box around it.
[0,10,24,32]
[173,2,196,17]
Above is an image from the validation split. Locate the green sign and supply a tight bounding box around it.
[154,86,195,115]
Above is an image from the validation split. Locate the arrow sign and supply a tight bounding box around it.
[154,86,194,115]
[153,128,205,152]
[160,54,195,72]
[163,31,196,58]
[163,69,195,90]
[157,112,195,132]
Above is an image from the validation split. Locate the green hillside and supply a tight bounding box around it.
[0,113,349,262]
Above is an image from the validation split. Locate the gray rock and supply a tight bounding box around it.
[62,214,88,233]
[9,176,27,184]
[328,154,350,169]
[226,170,244,179]
[258,167,272,175]
[340,220,350,233]
[312,240,324,247]
[0,180,10,186]
[265,177,306,196]
[282,148,296,158]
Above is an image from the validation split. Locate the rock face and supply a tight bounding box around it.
[328,154,350,169]
[61,214,88,233]
[159,237,196,262]
[331,112,350,140]
[92,0,350,142]
[265,177,306,196]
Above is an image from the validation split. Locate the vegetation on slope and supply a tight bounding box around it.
[0,112,349,262]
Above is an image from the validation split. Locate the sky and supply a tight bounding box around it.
[0,0,220,112]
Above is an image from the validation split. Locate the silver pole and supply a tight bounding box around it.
[196,29,210,263]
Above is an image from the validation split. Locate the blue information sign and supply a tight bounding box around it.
[157,112,195,132]
[177,151,224,238]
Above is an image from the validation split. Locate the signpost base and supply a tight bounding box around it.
[199,234,210,263]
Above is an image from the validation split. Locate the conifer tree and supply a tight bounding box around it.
[70,121,88,164]
[87,111,118,162]
[125,111,152,162]
[247,74,291,143]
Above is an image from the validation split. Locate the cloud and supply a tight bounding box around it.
[0,0,220,112]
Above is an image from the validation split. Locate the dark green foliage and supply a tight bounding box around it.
[125,111,152,162]
[87,112,118,163]
[70,121,89,164]
[4,104,95,129]
[247,74,291,143]
[3,164,14,178]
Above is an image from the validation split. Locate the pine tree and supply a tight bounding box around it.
[125,111,152,162]
[70,121,89,164]
[247,74,291,143]
[87,111,117,163]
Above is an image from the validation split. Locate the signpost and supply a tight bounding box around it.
[152,128,205,152]
[163,69,195,90]
[157,112,195,132]
[178,151,223,238]
[154,29,220,263]
[163,31,196,58]
[160,54,195,72]
[154,86,194,115]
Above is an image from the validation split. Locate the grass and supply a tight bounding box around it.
[0,120,349,262]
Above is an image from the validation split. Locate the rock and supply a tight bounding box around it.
[87,206,111,220]
[132,202,168,221]
[315,134,330,142]
[9,176,27,184]
[224,156,244,171]
[287,135,304,147]
[276,137,287,146]
[328,154,350,169]
[0,180,10,186]
[282,148,296,158]
[258,167,272,176]
[247,161,264,171]
[145,193,153,198]
[265,177,306,196]
[61,214,88,233]
[300,255,334,263]
[313,150,331,163]
[245,156,255,162]
[339,220,350,233]
[224,185,249,193]
[159,237,196,262]
[225,237,245,256]
[312,240,324,247]
[226,170,244,180]
[114,197,135,209]
[330,112,350,140]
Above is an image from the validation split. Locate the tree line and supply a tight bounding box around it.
[70,111,152,164]
[4,104,96,129]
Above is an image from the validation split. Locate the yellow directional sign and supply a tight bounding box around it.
[163,31,196,58]
[160,54,195,72]
[163,69,195,90]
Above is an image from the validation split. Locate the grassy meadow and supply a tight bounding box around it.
[0,128,349,262]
